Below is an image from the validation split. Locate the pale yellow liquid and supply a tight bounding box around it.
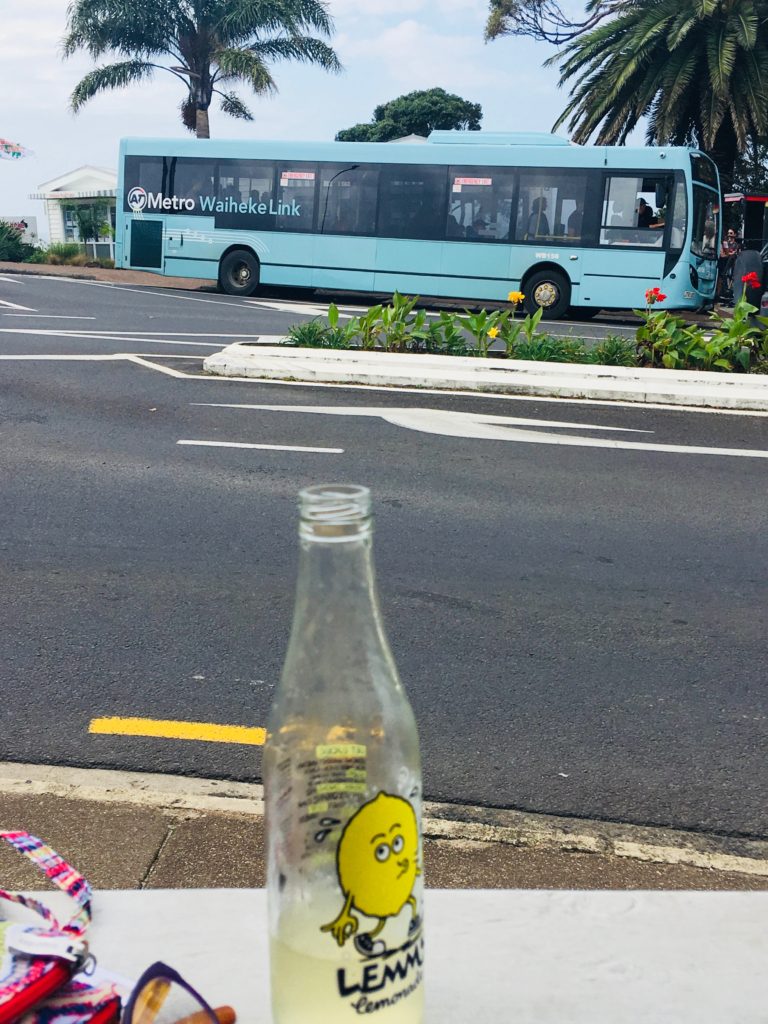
[270,912,424,1024]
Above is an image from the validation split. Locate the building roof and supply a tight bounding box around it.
[30,165,117,201]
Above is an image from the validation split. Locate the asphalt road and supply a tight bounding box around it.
[2,273,767,838]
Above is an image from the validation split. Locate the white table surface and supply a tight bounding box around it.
[6,889,768,1023]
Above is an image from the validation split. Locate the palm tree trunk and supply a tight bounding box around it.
[196,107,210,139]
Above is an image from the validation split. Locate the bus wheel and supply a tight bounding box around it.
[219,249,260,296]
[523,269,570,320]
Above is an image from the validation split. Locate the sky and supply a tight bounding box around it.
[1,0,574,236]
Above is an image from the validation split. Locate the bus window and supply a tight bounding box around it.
[123,156,167,209]
[318,164,379,235]
[275,164,317,232]
[378,165,447,240]
[515,170,588,244]
[600,175,666,246]
[446,167,515,242]
[170,158,216,206]
[218,161,273,206]
[669,179,687,250]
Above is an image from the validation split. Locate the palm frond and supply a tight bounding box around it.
[246,35,342,70]
[214,47,276,92]
[70,59,155,110]
[217,90,255,119]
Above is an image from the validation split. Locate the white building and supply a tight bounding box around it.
[29,166,117,258]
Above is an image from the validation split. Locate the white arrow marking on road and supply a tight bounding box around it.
[177,439,343,453]
[193,403,768,458]
[244,299,354,318]
[0,298,36,311]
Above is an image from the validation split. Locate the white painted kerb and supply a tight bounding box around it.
[203,344,768,411]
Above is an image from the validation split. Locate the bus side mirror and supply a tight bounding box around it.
[655,183,668,209]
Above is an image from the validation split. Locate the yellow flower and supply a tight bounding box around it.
[508,290,525,304]
[487,326,500,339]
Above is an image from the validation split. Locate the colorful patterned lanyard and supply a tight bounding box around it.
[0,832,91,937]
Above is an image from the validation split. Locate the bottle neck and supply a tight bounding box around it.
[290,525,385,638]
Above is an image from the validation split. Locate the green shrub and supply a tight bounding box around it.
[513,334,587,363]
[46,243,84,264]
[0,223,34,262]
[98,258,115,269]
[286,320,335,347]
[587,335,638,367]
[23,247,49,264]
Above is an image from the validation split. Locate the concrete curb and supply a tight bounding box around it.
[203,344,768,411]
[3,762,767,878]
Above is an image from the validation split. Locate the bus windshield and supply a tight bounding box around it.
[690,186,719,259]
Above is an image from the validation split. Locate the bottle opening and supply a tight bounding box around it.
[299,484,372,541]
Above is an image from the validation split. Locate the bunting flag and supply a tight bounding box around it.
[0,138,32,160]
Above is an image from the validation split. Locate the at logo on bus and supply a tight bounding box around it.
[127,186,148,212]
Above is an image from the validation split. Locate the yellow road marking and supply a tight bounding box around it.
[89,716,266,746]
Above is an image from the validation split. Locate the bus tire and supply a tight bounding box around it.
[219,249,260,296]
[732,249,764,306]
[523,269,570,320]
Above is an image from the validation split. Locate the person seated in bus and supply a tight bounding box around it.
[526,196,550,238]
[566,204,583,238]
[446,210,464,238]
[636,198,657,228]
[465,217,487,240]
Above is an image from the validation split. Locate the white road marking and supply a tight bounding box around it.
[177,439,344,454]
[2,314,97,319]
[0,298,36,312]
[0,328,219,347]
[197,403,651,434]
[192,403,768,458]
[0,348,763,419]
[17,275,246,307]
[47,331,277,338]
[0,275,24,283]
[244,299,354,318]
[0,353,124,361]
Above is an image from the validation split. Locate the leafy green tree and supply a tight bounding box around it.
[72,200,112,255]
[336,88,482,142]
[545,0,768,187]
[64,0,341,139]
[485,0,618,44]
[731,135,768,193]
[0,223,33,263]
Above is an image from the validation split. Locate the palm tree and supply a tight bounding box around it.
[549,0,768,184]
[64,0,342,139]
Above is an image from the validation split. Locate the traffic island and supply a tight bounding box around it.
[203,344,768,412]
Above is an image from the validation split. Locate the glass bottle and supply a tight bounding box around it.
[265,484,424,1024]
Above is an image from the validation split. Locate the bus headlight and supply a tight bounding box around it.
[689,265,699,289]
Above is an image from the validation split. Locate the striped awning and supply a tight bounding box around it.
[28,188,117,200]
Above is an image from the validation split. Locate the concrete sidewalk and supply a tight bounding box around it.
[0,261,207,291]
[1,764,767,892]
[204,344,768,412]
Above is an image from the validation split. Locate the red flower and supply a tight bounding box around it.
[645,286,667,305]
[741,271,761,288]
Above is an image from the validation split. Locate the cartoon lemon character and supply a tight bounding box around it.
[321,792,421,957]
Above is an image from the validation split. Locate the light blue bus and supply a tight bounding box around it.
[116,132,720,318]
